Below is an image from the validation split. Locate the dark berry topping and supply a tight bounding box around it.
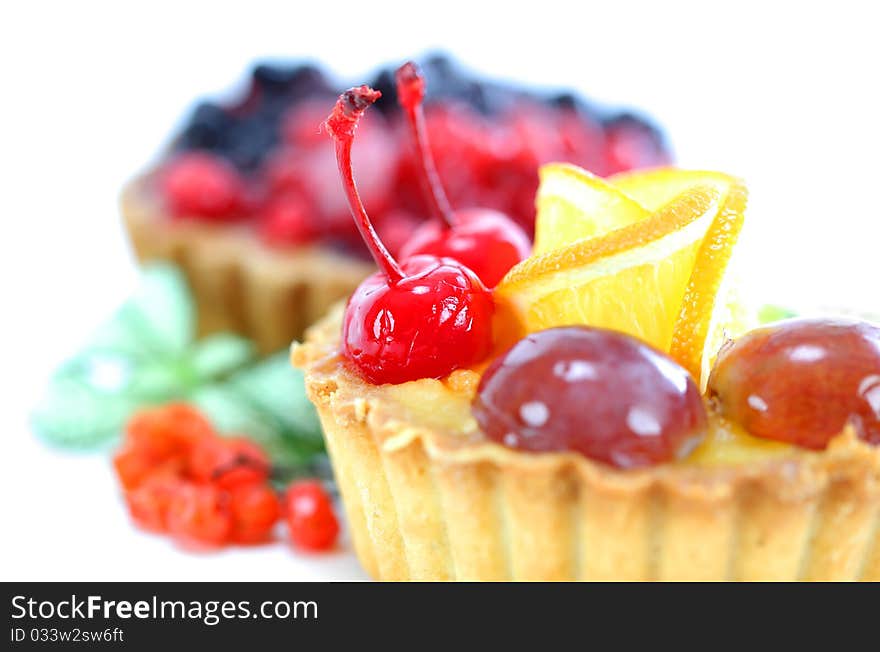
[159,55,670,247]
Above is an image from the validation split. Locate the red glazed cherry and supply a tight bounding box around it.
[285,480,339,551]
[325,85,494,384]
[161,152,244,219]
[394,62,531,288]
[707,318,880,449]
[473,327,707,468]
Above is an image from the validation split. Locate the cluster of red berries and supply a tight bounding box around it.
[112,403,339,551]
[159,57,668,252]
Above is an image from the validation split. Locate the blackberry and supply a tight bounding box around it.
[252,62,333,100]
[603,111,667,146]
[368,68,397,114]
[222,119,280,172]
[176,102,234,152]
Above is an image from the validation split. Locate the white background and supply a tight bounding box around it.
[2,1,878,580]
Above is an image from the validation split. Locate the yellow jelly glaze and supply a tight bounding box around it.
[382,368,794,466]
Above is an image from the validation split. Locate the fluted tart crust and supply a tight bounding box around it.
[293,306,880,581]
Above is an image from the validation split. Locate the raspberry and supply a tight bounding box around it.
[161,152,244,219]
[259,192,315,247]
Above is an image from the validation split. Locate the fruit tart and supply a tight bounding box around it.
[291,84,880,581]
[122,55,669,353]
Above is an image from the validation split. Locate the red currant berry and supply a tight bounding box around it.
[160,152,244,219]
[473,327,707,468]
[113,445,157,491]
[394,62,530,287]
[707,318,880,449]
[284,480,339,551]
[325,85,494,384]
[125,473,186,533]
[166,484,232,548]
[126,403,214,462]
[113,447,183,492]
[228,483,281,544]
[188,436,270,489]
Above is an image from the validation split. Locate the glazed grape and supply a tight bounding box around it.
[473,327,707,468]
[325,86,494,384]
[394,61,530,287]
[707,318,880,449]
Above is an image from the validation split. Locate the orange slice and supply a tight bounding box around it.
[609,168,751,382]
[533,163,649,254]
[496,166,748,383]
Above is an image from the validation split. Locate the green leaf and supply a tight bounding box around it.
[192,383,322,469]
[130,264,194,355]
[757,304,797,324]
[31,262,325,474]
[226,353,323,445]
[88,264,193,357]
[188,334,256,381]
[192,384,279,441]
[125,359,194,402]
[32,376,138,450]
[193,352,326,476]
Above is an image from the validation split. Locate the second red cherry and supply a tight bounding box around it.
[394,62,531,288]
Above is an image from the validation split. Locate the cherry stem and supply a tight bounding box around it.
[395,62,456,228]
[324,86,404,283]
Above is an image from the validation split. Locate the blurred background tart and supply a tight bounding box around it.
[121,54,670,354]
